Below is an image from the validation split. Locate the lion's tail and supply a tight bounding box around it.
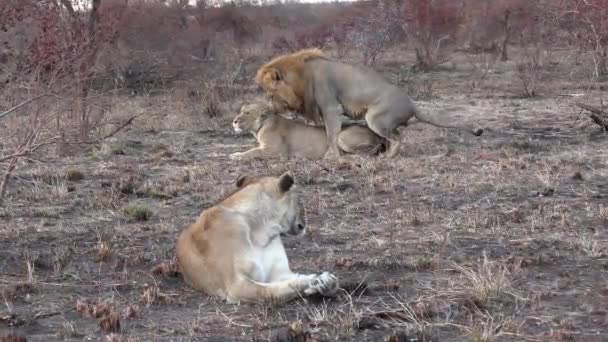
[412,108,483,136]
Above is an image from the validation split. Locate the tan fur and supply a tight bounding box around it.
[230,99,386,160]
[255,49,483,159]
[175,172,339,304]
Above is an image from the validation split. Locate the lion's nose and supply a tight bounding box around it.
[297,223,305,231]
[233,119,238,125]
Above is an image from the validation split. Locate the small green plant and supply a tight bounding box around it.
[65,169,85,182]
[122,203,153,221]
[110,143,127,155]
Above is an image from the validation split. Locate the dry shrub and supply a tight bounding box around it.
[141,284,170,307]
[75,298,121,333]
[0,0,133,202]
[515,47,545,97]
[402,0,464,71]
[462,0,539,62]
[150,258,180,277]
[98,310,121,333]
[334,0,404,67]
[450,253,523,309]
[76,298,113,319]
[556,0,608,77]
[123,304,141,320]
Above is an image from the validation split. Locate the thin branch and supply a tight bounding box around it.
[101,113,146,140]
[0,95,52,121]
[0,136,62,164]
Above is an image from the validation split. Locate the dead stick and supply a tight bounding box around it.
[101,113,145,140]
[575,102,608,116]
[575,102,608,131]
[0,158,17,205]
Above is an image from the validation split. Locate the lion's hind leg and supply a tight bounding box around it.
[365,112,402,158]
[338,126,386,156]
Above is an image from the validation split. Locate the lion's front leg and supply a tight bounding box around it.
[225,272,339,304]
[321,109,345,160]
[229,147,268,160]
[315,85,346,160]
[270,270,338,297]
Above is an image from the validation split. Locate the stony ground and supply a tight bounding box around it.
[1,50,607,341]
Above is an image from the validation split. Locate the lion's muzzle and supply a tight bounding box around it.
[288,222,306,236]
[232,119,243,133]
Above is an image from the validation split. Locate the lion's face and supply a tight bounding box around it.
[236,172,306,236]
[232,103,270,134]
[257,68,304,113]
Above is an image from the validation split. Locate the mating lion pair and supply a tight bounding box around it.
[229,98,387,160]
[241,48,484,161]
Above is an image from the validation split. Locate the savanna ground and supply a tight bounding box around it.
[1,47,607,341]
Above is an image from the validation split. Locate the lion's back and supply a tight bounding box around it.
[260,115,328,159]
[175,207,244,295]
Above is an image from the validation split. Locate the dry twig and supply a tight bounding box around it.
[576,102,608,131]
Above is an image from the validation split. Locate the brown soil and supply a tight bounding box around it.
[1,49,607,341]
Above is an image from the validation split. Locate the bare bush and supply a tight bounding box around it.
[335,0,404,67]
[515,47,545,97]
[0,0,133,203]
[462,0,540,62]
[556,0,608,78]
[401,0,464,71]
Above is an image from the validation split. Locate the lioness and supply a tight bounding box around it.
[175,172,339,304]
[255,48,484,159]
[229,100,386,160]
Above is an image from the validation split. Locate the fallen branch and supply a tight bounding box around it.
[101,113,146,140]
[576,102,608,131]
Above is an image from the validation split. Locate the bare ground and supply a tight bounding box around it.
[1,50,608,341]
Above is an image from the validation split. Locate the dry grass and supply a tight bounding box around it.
[449,252,524,309]
[1,47,607,340]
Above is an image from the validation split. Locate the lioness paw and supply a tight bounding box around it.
[306,272,339,297]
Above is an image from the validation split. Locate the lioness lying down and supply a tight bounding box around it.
[176,172,339,304]
[229,100,386,160]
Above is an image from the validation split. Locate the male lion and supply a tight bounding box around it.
[229,99,386,160]
[175,172,339,304]
[255,48,483,159]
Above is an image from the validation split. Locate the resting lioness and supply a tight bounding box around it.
[229,100,386,160]
[176,172,339,304]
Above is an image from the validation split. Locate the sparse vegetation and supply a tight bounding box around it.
[1,0,607,340]
[122,202,153,221]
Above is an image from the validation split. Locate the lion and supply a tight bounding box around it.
[229,99,387,160]
[255,48,484,159]
[175,171,339,304]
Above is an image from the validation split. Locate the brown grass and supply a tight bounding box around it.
[0,47,607,340]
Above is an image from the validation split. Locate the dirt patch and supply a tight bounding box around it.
[1,50,608,341]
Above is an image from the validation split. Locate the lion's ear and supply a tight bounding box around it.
[268,68,282,81]
[278,172,295,193]
[259,111,271,120]
[235,174,249,188]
